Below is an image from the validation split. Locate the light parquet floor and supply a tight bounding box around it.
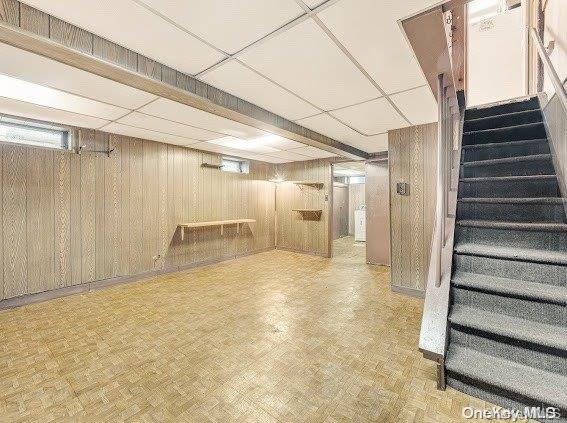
[0,237,506,422]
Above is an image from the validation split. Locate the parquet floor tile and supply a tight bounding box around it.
[0,237,514,422]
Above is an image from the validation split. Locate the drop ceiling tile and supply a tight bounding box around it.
[208,137,280,154]
[240,19,380,110]
[139,0,304,54]
[252,134,305,150]
[302,0,326,9]
[256,155,291,163]
[289,145,337,159]
[318,0,427,93]
[191,142,267,161]
[344,133,388,153]
[264,149,312,161]
[23,0,225,75]
[140,98,267,139]
[118,112,222,141]
[102,122,199,145]
[0,43,157,109]
[390,86,437,125]
[330,98,408,134]
[201,61,320,121]
[0,96,109,129]
[0,75,129,121]
[296,113,361,142]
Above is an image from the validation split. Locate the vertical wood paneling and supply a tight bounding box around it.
[104,136,121,278]
[389,123,438,294]
[119,138,131,276]
[157,143,168,268]
[69,153,81,286]
[0,0,19,25]
[54,151,71,288]
[49,16,93,54]
[129,138,143,274]
[93,35,137,71]
[0,145,3,299]
[19,3,49,36]
[80,152,96,283]
[3,145,27,298]
[94,147,105,281]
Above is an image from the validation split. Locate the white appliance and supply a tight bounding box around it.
[354,208,366,242]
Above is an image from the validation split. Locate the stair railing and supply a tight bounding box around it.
[418,71,463,390]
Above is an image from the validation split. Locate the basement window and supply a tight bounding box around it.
[221,157,249,174]
[0,116,70,150]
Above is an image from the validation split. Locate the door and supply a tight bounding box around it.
[332,184,349,239]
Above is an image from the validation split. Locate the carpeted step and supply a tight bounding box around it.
[456,221,567,252]
[446,346,567,411]
[453,253,567,287]
[464,109,542,132]
[450,305,567,356]
[463,122,547,145]
[465,97,540,120]
[454,242,567,266]
[457,197,566,223]
[452,271,567,304]
[462,154,555,177]
[462,138,550,161]
[459,175,561,198]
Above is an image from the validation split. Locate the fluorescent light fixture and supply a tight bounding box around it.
[0,74,126,119]
[208,136,280,153]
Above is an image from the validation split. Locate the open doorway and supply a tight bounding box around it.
[332,162,367,261]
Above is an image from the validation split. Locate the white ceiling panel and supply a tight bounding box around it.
[330,98,408,134]
[302,0,326,9]
[23,0,224,75]
[262,149,311,161]
[256,155,291,164]
[345,133,388,153]
[318,0,427,94]
[390,86,438,125]
[0,96,109,129]
[102,122,199,145]
[192,142,268,161]
[0,43,157,110]
[0,75,128,121]
[117,112,222,141]
[240,19,380,110]
[296,113,361,142]
[139,98,267,139]
[201,61,320,121]
[252,134,305,150]
[208,137,280,154]
[139,0,303,54]
[289,145,336,159]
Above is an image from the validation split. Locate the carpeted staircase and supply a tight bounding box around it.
[445,96,567,421]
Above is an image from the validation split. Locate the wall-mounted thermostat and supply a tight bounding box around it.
[396,182,409,196]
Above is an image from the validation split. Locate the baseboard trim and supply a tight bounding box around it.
[391,285,425,299]
[0,247,276,310]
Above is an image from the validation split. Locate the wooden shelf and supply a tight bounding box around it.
[178,219,255,240]
[294,181,324,189]
[292,209,322,220]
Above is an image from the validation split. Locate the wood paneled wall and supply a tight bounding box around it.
[388,123,437,296]
[275,160,332,257]
[366,161,390,266]
[0,131,275,301]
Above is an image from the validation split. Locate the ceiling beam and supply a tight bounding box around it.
[0,19,369,160]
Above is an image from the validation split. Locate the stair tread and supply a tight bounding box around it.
[465,109,541,124]
[458,197,565,204]
[446,345,567,409]
[464,121,544,135]
[452,271,567,305]
[454,242,567,265]
[461,138,547,150]
[461,174,557,182]
[450,304,567,350]
[462,153,552,167]
[457,220,567,231]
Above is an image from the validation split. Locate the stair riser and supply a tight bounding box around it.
[455,226,567,252]
[454,254,567,287]
[463,141,550,162]
[463,124,547,145]
[464,110,542,132]
[462,159,555,178]
[446,376,567,422]
[459,178,561,198]
[449,328,566,375]
[452,287,564,325]
[465,98,540,120]
[457,202,566,223]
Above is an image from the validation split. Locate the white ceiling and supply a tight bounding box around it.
[20,0,441,155]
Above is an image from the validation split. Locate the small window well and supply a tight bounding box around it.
[221,157,249,174]
[0,116,70,150]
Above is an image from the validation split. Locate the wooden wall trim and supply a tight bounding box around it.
[0,2,367,160]
[391,285,425,299]
[0,246,275,310]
